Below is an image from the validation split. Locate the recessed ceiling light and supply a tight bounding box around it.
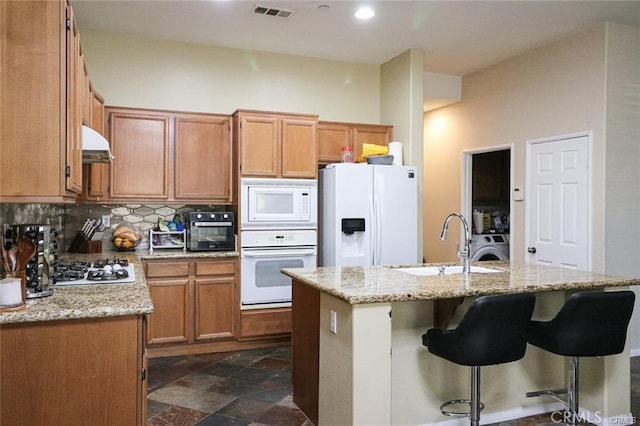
[354,6,374,20]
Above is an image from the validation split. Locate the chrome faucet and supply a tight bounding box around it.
[439,213,471,274]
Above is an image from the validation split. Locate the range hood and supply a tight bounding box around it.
[82,125,113,163]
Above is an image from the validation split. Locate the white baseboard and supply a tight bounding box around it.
[418,402,564,426]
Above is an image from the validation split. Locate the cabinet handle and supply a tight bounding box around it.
[527,247,537,254]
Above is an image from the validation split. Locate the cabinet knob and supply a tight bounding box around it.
[527,247,537,254]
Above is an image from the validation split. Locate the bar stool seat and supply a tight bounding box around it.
[423,293,535,426]
[526,290,635,425]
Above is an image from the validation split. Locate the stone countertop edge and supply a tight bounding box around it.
[282,261,640,305]
[0,250,239,325]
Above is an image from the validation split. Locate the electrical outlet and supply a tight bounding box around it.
[330,310,337,334]
[101,215,111,228]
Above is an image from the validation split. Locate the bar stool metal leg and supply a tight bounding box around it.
[471,366,481,426]
[567,357,579,426]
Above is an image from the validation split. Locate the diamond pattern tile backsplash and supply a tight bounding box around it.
[0,203,231,252]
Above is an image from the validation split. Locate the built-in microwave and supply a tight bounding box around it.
[240,178,317,229]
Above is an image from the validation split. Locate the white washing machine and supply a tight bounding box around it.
[470,234,509,261]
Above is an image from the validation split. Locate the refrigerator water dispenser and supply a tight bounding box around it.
[341,218,366,260]
[341,218,365,235]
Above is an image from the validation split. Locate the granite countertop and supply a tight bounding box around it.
[282,261,640,304]
[138,250,239,260]
[0,253,151,325]
[0,249,239,325]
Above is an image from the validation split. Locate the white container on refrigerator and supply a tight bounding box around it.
[319,163,418,267]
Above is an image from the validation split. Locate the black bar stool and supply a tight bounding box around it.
[526,290,635,425]
[422,293,536,426]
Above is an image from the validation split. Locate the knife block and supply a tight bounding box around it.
[68,232,102,253]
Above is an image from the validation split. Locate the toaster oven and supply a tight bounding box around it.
[186,212,235,251]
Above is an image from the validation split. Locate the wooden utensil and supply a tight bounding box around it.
[8,247,17,271]
[14,237,36,272]
[1,245,11,273]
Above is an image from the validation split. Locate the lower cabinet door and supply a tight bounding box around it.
[194,277,236,341]
[147,278,190,345]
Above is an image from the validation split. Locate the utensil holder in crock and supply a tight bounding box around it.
[0,270,26,312]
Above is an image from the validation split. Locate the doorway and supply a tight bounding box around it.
[462,145,513,261]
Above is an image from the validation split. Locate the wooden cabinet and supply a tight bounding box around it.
[472,149,510,203]
[317,122,351,164]
[65,1,83,194]
[174,114,232,201]
[108,109,170,199]
[352,124,393,161]
[0,0,83,202]
[80,90,109,200]
[105,107,232,203]
[317,121,393,164]
[239,307,292,340]
[234,110,318,178]
[144,258,237,350]
[86,91,108,198]
[0,315,147,425]
[80,54,92,126]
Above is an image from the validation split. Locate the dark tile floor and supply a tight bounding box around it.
[147,348,640,426]
[147,346,312,425]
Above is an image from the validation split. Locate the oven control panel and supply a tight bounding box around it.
[241,229,317,248]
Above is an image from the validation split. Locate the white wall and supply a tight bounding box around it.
[81,31,381,122]
[603,23,640,353]
[380,49,425,262]
[423,25,607,265]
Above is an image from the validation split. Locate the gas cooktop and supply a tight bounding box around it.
[52,258,136,286]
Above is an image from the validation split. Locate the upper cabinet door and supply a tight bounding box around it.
[109,111,170,199]
[174,115,231,202]
[235,110,318,179]
[239,114,280,177]
[317,122,351,164]
[65,3,82,194]
[80,91,107,201]
[281,117,317,179]
[352,125,393,162]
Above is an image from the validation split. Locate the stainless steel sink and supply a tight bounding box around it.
[394,265,500,276]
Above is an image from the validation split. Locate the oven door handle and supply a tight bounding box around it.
[193,222,233,227]
[242,248,316,257]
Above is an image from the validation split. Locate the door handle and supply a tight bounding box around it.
[527,247,537,254]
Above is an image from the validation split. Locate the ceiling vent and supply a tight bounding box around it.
[253,4,293,18]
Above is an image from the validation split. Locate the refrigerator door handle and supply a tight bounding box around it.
[369,198,376,264]
[373,197,381,265]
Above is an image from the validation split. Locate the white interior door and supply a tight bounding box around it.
[526,134,590,269]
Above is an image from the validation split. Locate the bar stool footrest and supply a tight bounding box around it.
[526,388,568,405]
[440,399,485,417]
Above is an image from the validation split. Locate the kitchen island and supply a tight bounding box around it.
[0,253,153,426]
[283,261,639,425]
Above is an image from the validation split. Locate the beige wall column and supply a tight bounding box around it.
[318,293,392,425]
[381,48,425,262]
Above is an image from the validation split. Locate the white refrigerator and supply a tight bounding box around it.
[319,163,418,267]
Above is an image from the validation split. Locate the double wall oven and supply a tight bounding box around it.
[240,178,317,309]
